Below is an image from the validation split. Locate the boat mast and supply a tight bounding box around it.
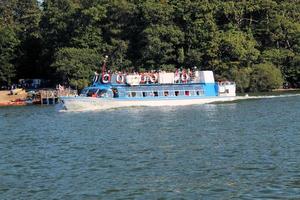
[101,55,108,80]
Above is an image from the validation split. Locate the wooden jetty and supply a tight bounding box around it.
[40,89,77,105]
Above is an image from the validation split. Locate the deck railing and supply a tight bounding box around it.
[39,89,77,105]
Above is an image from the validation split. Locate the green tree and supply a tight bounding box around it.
[70,3,106,50]
[101,0,135,71]
[250,62,284,91]
[140,24,184,70]
[52,48,102,89]
[138,1,184,70]
[231,67,252,93]
[14,0,42,79]
[39,0,78,77]
[1,0,300,91]
[0,26,20,85]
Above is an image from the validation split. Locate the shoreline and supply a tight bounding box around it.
[0,90,28,105]
[272,88,300,92]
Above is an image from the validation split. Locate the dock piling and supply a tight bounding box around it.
[39,89,77,105]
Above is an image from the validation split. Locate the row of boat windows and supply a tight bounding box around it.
[81,87,205,98]
[119,90,204,98]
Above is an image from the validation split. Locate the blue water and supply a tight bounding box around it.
[1,95,300,199]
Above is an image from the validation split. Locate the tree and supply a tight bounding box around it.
[100,0,135,71]
[14,0,42,79]
[0,26,20,85]
[39,0,78,79]
[140,24,184,70]
[1,0,300,91]
[138,1,184,70]
[250,62,284,91]
[51,48,102,89]
[231,67,252,93]
[70,3,106,50]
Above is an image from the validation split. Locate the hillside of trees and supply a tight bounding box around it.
[0,0,299,91]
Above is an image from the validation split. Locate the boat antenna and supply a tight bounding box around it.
[101,55,109,78]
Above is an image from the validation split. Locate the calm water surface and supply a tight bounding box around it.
[1,96,300,199]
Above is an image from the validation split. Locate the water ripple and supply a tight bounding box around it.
[0,96,300,199]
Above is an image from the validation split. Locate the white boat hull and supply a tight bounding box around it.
[59,96,245,111]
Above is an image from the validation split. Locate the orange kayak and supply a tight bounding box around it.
[0,100,27,106]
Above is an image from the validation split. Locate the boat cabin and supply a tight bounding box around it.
[80,83,217,99]
[80,70,235,98]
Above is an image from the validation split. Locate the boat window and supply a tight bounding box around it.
[196,90,204,96]
[142,92,147,97]
[169,91,175,96]
[164,91,169,96]
[153,91,158,97]
[185,91,190,96]
[136,92,142,97]
[179,91,185,96]
[175,91,179,96]
[148,91,154,97]
[131,92,136,97]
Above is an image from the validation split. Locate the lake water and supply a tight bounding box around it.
[1,95,300,199]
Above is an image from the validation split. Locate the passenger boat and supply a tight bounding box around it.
[59,59,239,111]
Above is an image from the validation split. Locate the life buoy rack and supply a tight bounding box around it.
[116,74,124,84]
[181,73,189,83]
[140,74,147,84]
[149,73,158,83]
[102,73,111,84]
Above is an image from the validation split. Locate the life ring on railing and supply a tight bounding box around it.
[140,74,147,84]
[116,74,124,84]
[181,73,189,83]
[102,73,111,84]
[174,74,180,83]
[149,73,158,83]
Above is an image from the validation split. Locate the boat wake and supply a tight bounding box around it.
[243,93,300,100]
[214,93,300,104]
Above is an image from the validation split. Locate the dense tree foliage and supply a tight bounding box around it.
[0,26,19,85]
[250,62,284,92]
[0,0,299,91]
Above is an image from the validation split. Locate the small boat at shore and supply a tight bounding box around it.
[0,99,28,106]
[60,64,239,111]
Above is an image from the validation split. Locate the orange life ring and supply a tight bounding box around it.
[149,73,158,83]
[116,74,124,84]
[140,74,147,84]
[181,73,189,83]
[102,73,111,83]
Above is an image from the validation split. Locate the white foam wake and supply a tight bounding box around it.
[241,93,300,100]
